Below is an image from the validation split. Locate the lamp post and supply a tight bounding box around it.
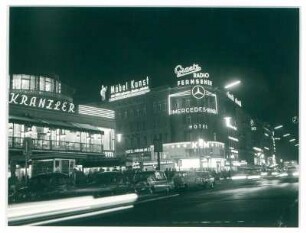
[23,137,33,185]
[272,124,284,165]
[198,138,204,171]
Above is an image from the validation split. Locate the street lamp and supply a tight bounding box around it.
[198,138,204,170]
[224,80,241,89]
[274,125,283,130]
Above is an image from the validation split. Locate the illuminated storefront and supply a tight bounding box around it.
[9,74,117,179]
[150,141,226,171]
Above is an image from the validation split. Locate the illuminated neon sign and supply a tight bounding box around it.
[188,124,208,130]
[174,63,212,87]
[174,64,202,77]
[226,91,242,107]
[109,77,150,102]
[168,88,218,115]
[177,78,212,87]
[9,92,75,113]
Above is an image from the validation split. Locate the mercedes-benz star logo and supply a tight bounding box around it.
[192,85,206,99]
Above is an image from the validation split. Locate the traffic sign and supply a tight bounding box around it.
[153,139,163,152]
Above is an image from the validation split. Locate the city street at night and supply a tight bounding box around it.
[4,3,301,230]
[43,178,298,227]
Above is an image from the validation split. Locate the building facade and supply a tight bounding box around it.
[8,74,118,179]
[102,63,275,171]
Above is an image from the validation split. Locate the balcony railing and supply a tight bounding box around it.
[8,137,108,154]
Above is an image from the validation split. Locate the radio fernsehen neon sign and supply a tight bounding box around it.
[9,92,75,113]
[174,63,212,87]
[109,77,150,102]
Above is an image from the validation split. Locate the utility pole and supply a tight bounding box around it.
[153,138,163,171]
[23,137,33,185]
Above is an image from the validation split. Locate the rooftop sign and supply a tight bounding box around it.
[9,92,75,113]
[174,64,202,77]
[109,77,150,102]
[174,63,212,87]
[226,91,242,107]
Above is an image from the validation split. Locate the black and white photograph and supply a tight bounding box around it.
[2,0,305,230]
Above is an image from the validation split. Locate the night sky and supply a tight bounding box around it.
[9,7,299,160]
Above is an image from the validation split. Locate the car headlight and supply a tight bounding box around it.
[231,175,247,180]
[293,172,299,177]
[278,172,288,177]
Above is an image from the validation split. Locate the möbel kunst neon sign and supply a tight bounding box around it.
[109,76,150,102]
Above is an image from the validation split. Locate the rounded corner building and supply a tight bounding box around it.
[8,73,118,180]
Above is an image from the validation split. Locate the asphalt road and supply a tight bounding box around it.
[46,178,299,227]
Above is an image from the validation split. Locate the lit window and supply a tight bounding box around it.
[45,78,52,92]
[40,76,46,91]
[21,75,30,90]
[12,75,21,89]
[56,81,62,94]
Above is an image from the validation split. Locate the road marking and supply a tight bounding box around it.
[26,205,134,226]
[136,194,179,204]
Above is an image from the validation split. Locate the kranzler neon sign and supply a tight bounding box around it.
[9,92,75,113]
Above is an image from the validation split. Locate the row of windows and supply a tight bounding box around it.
[8,123,115,150]
[11,74,62,93]
[117,117,169,132]
[117,102,167,119]
[124,133,168,149]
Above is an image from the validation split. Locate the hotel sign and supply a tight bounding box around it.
[9,92,76,113]
[109,77,150,102]
[188,124,208,130]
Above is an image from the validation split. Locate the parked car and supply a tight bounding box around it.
[173,171,211,191]
[72,171,135,197]
[133,171,172,194]
[9,172,73,203]
[196,171,216,189]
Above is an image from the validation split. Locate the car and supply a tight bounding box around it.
[172,171,208,191]
[9,172,73,203]
[196,171,216,189]
[133,171,172,194]
[278,166,299,183]
[72,171,135,197]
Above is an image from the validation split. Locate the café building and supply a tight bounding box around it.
[8,74,117,179]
